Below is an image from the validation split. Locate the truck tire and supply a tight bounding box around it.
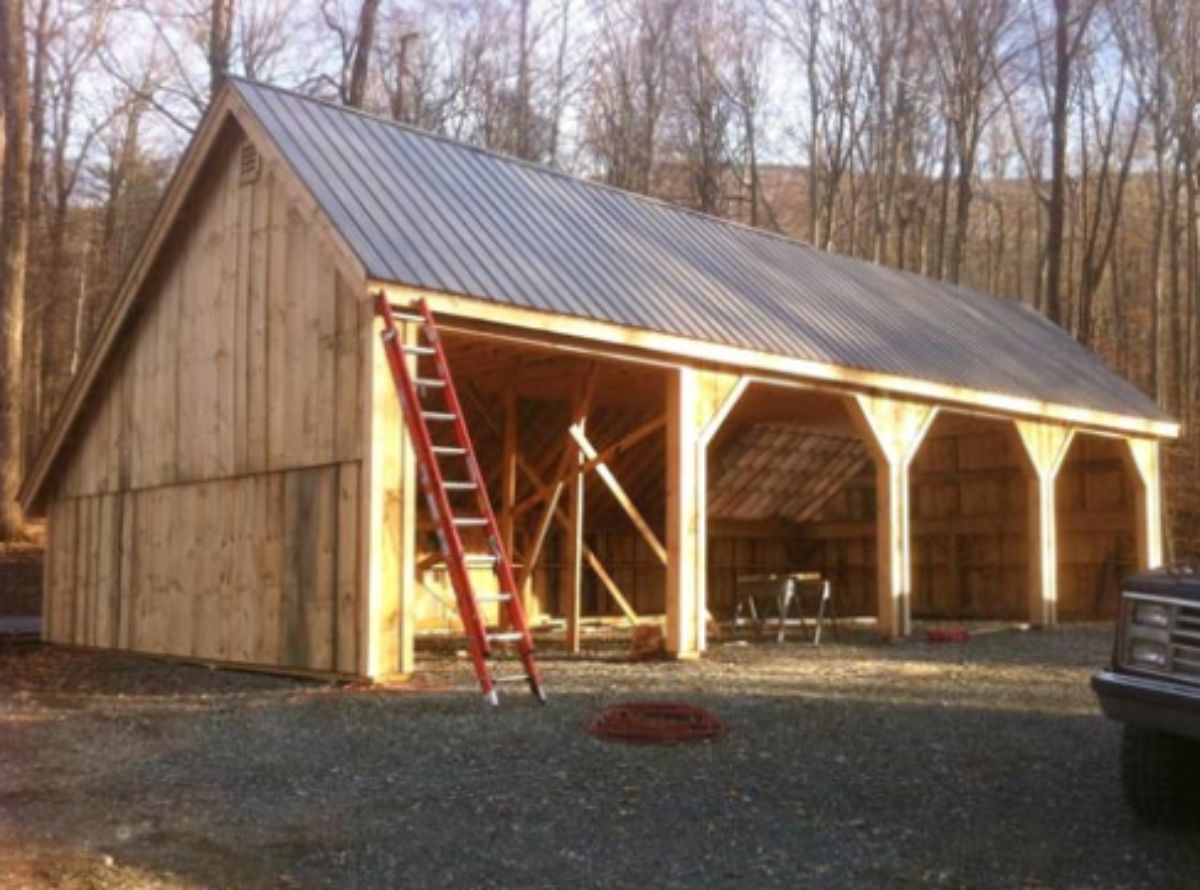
[1121,724,1200,825]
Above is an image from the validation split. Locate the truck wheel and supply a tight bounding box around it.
[1121,724,1200,825]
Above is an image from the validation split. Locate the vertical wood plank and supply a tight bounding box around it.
[336,462,360,673]
[245,164,271,473]
[257,472,286,663]
[117,492,134,649]
[266,168,289,469]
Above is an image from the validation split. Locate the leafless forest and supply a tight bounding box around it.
[0,0,1197,554]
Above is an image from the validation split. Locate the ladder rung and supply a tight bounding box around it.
[388,308,427,324]
[416,378,445,388]
[403,345,435,356]
[423,411,457,421]
[433,446,467,456]
[442,481,477,491]
[492,674,530,684]
[487,631,525,643]
[463,554,497,564]
[453,518,488,527]
[474,593,512,603]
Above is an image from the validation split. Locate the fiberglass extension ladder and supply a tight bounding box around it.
[374,293,546,706]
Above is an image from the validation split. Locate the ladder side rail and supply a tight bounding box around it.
[373,294,490,657]
[415,300,537,653]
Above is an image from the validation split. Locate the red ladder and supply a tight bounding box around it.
[373,293,545,706]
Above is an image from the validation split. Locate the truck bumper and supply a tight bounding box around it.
[1093,670,1200,741]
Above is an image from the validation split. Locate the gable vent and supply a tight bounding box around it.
[239,143,261,185]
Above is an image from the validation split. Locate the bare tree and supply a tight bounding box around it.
[36,1,112,433]
[1,0,32,538]
[1044,0,1099,325]
[208,0,234,94]
[584,0,681,194]
[918,0,1016,282]
[346,0,380,108]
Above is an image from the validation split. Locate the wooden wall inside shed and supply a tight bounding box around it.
[1057,434,1137,619]
[578,418,1136,624]
[41,124,371,674]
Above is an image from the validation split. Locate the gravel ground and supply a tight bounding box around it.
[1,624,1198,889]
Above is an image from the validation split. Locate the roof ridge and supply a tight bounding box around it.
[227,76,837,258]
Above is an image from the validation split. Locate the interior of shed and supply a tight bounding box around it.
[412,328,1140,651]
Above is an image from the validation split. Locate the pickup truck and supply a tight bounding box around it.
[1093,564,1200,824]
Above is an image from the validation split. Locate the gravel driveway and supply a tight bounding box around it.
[1,625,1198,889]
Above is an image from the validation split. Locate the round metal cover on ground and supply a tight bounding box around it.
[586,702,725,745]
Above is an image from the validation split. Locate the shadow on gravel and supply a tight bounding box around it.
[3,681,1199,890]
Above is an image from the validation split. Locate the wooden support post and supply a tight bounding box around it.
[665,369,747,658]
[1121,437,1164,569]
[360,310,417,679]
[563,448,585,652]
[500,389,520,620]
[501,389,518,556]
[563,366,596,653]
[1012,421,1074,627]
[848,394,937,640]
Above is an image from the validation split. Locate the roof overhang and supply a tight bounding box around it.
[373,280,1181,441]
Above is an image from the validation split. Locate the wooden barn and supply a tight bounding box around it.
[18,79,1179,681]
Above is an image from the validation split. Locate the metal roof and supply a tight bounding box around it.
[232,78,1170,424]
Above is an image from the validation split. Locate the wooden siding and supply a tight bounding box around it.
[42,125,373,674]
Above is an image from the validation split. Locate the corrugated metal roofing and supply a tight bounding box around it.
[231,78,1170,424]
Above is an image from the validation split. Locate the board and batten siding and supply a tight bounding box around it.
[41,126,384,675]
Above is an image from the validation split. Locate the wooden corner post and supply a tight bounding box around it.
[360,303,417,679]
[1012,421,1074,627]
[665,368,747,658]
[1121,437,1164,570]
[848,394,937,640]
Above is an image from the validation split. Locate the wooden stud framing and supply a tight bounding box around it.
[1121,438,1164,570]
[1012,421,1075,626]
[848,394,938,639]
[569,423,667,564]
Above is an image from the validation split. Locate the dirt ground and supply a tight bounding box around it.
[2,624,1199,890]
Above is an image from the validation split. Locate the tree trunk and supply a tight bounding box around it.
[1044,0,1072,326]
[0,0,31,538]
[347,0,381,109]
[209,0,234,97]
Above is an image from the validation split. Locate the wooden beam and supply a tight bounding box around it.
[564,455,585,651]
[563,367,596,652]
[569,423,667,564]
[1121,437,1164,569]
[512,416,665,518]
[583,549,640,625]
[1012,421,1074,627]
[500,389,518,557]
[848,394,938,640]
[371,282,1179,441]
